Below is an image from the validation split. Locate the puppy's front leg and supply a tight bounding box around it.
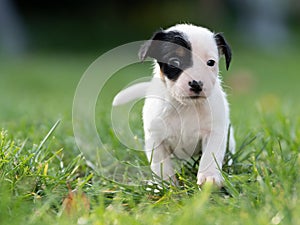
[145,139,176,183]
[197,131,227,187]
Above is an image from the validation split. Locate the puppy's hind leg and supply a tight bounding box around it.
[227,125,236,166]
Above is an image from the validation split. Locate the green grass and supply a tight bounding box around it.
[0,49,299,225]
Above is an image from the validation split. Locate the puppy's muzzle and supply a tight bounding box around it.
[188,80,203,94]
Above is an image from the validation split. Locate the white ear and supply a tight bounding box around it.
[112,82,150,106]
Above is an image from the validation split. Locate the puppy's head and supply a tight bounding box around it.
[139,24,231,103]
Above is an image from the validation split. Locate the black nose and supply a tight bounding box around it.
[188,80,203,94]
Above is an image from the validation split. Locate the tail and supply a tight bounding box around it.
[112,82,150,106]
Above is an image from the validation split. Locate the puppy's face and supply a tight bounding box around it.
[139,24,231,103]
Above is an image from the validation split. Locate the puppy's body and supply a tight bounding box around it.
[114,24,235,186]
[143,67,234,186]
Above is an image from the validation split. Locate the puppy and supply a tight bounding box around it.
[113,24,235,187]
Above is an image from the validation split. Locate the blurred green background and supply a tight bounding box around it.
[0,0,300,136]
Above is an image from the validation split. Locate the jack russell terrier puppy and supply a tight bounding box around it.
[113,24,235,187]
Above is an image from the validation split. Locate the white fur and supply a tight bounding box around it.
[113,24,235,186]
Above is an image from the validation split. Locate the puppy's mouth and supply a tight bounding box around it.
[171,91,208,103]
[184,95,206,100]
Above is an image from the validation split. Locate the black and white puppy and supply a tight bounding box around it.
[113,24,235,187]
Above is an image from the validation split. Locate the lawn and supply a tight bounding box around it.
[0,47,299,225]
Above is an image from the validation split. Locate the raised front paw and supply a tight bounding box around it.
[197,171,224,187]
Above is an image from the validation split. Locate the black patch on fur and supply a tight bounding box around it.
[214,33,232,70]
[139,30,192,81]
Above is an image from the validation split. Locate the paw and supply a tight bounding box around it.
[197,171,224,187]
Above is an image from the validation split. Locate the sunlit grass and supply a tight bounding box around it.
[0,51,299,224]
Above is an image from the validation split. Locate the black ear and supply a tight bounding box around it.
[138,29,166,61]
[214,33,232,70]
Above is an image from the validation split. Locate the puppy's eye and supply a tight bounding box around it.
[168,57,181,68]
[207,59,215,67]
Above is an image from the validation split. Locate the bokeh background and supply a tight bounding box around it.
[0,0,300,138]
[1,0,300,55]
